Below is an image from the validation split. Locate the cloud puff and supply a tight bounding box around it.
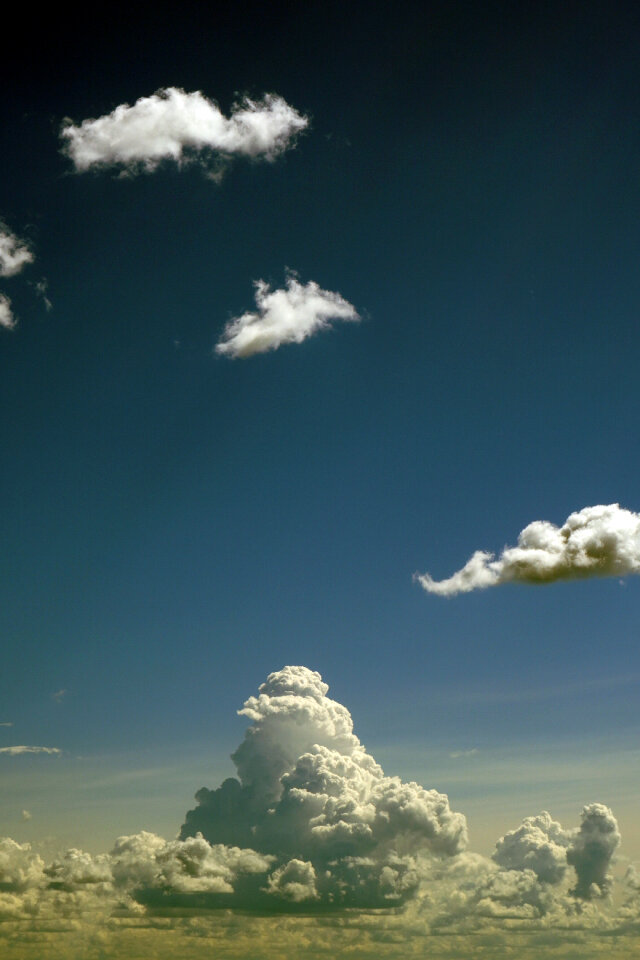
[0,746,61,756]
[567,803,621,899]
[493,810,571,884]
[180,665,467,907]
[0,223,33,278]
[61,88,308,174]
[416,504,640,596]
[215,274,360,358]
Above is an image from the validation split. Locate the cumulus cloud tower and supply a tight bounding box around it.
[180,665,467,907]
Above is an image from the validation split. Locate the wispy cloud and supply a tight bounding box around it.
[416,503,640,596]
[0,721,13,727]
[449,748,479,759]
[33,277,52,312]
[51,688,67,703]
[0,745,61,756]
[21,810,32,821]
[60,88,308,175]
[216,273,360,358]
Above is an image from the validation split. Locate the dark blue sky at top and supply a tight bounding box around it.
[1,1,639,773]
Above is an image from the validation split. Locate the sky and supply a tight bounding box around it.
[1,1,640,956]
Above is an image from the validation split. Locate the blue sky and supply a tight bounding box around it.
[1,2,640,955]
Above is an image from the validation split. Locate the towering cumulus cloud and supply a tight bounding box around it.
[60,88,308,174]
[180,665,467,907]
[416,503,640,596]
[216,274,360,357]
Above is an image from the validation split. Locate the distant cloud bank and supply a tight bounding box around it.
[216,274,360,358]
[60,88,308,175]
[416,503,640,596]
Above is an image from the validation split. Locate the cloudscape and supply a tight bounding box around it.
[0,667,637,958]
[2,2,640,958]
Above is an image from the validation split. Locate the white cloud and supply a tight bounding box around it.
[60,88,308,174]
[0,223,33,278]
[0,293,16,331]
[21,810,32,822]
[416,503,640,596]
[52,689,67,703]
[0,746,61,756]
[493,810,570,884]
[0,721,13,727]
[216,274,360,358]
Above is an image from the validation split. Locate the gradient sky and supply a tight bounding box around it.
[1,2,640,957]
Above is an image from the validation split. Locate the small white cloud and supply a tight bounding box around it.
[60,88,308,175]
[21,810,32,821]
[0,746,61,756]
[0,721,13,727]
[52,689,67,704]
[449,748,479,759]
[416,504,640,597]
[0,223,33,278]
[0,293,16,331]
[216,273,360,358]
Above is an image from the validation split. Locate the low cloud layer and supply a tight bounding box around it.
[60,88,308,175]
[416,503,640,596]
[0,666,630,957]
[216,274,360,358]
